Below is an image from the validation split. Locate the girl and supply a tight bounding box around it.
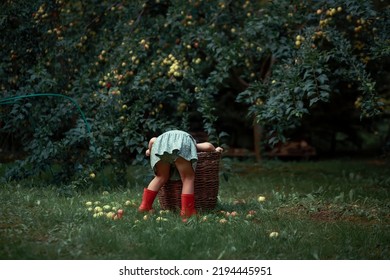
[138,130,223,219]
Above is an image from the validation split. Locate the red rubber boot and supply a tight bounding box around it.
[138,188,158,212]
[180,193,197,221]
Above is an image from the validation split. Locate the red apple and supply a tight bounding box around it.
[117,209,124,219]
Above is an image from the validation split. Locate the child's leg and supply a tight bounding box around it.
[139,161,170,212]
[175,157,196,218]
[174,157,195,194]
[147,161,170,192]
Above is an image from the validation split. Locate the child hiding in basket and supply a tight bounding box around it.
[138,130,223,219]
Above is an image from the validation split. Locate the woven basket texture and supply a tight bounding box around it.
[157,151,221,211]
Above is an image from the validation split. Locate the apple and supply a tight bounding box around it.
[85,201,93,207]
[106,212,115,219]
[117,209,124,219]
[233,199,246,205]
[219,218,228,224]
[269,231,279,238]
[230,211,238,217]
[257,196,266,202]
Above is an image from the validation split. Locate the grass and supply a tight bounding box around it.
[0,158,389,260]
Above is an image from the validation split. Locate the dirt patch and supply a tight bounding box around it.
[278,204,389,225]
[309,209,343,222]
[0,223,19,229]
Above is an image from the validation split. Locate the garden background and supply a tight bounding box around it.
[1,0,389,260]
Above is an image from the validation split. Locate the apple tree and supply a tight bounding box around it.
[0,0,389,184]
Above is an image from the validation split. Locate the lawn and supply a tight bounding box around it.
[0,158,389,259]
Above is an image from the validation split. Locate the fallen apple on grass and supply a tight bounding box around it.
[117,209,124,219]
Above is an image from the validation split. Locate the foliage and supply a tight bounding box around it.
[236,0,390,145]
[1,0,389,181]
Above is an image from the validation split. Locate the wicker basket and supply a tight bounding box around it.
[157,151,221,211]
